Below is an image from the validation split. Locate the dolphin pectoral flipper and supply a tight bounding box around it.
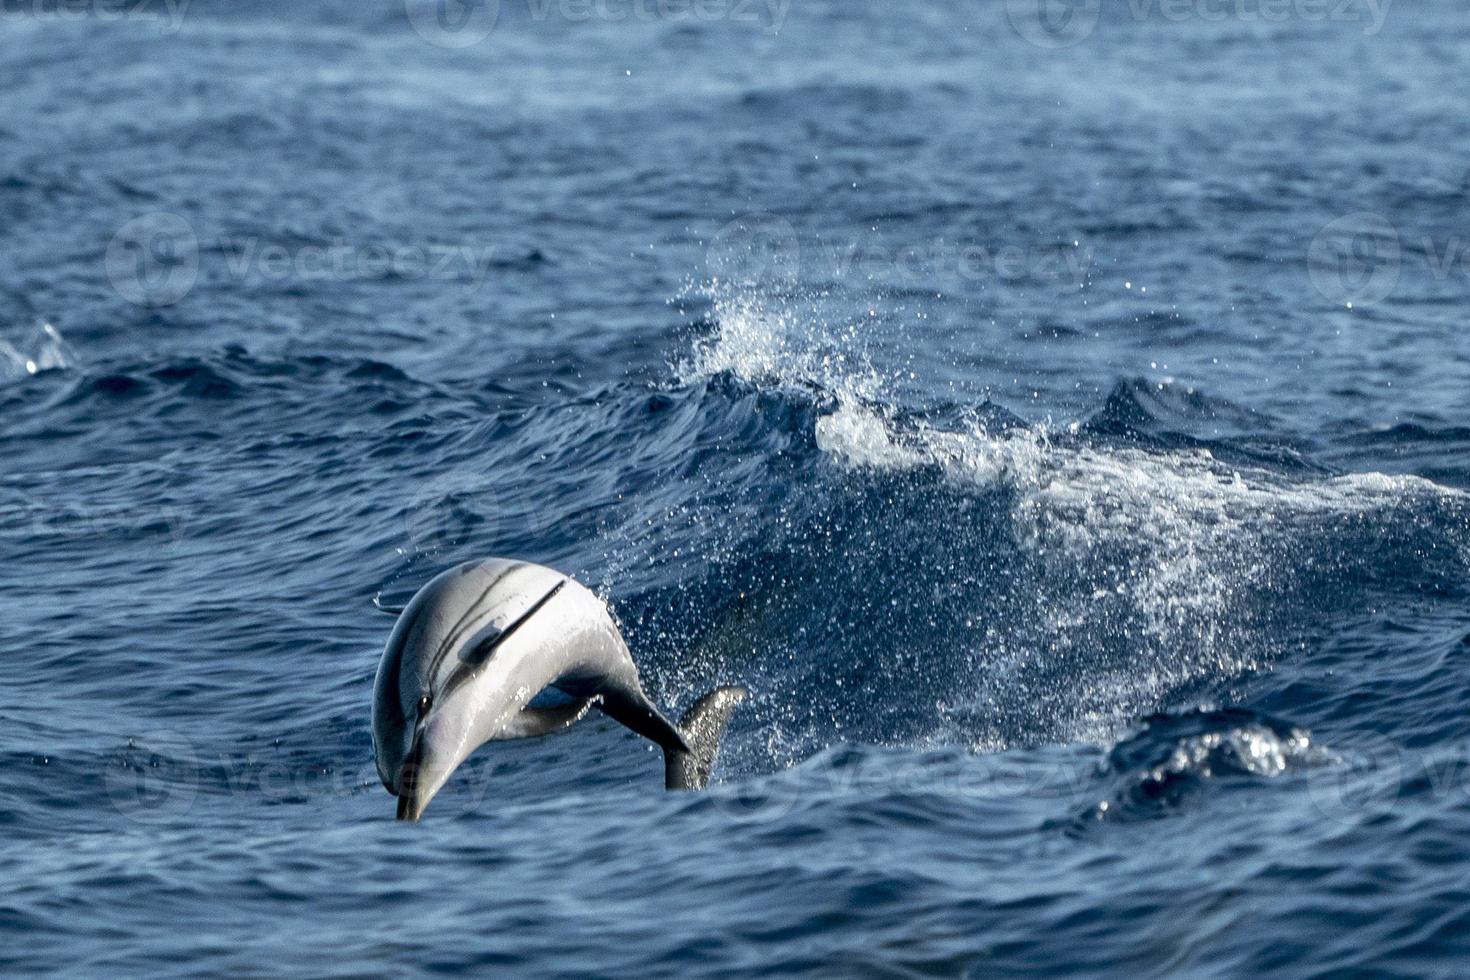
[494,697,598,740]
[596,684,692,754]
[597,683,747,790]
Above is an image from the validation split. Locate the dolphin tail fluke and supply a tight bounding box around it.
[665,685,747,790]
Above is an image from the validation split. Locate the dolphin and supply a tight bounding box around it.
[372,558,746,821]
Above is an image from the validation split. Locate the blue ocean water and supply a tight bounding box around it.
[4,0,1470,974]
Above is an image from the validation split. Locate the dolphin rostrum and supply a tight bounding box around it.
[373,558,746,821]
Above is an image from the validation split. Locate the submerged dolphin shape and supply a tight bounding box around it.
[372,558,746,821]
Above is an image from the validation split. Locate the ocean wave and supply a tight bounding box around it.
[655,286,1470,761]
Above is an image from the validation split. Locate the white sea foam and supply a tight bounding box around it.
[685,285,1469,748]
[678,286,885,411]
[0,322,78,382]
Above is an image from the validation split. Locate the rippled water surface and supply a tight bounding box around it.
[4,1,1470,975]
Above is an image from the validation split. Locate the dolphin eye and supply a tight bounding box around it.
[417,694,432,714]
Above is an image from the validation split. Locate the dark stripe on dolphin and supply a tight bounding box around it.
[439,580,567,698]
[380,601,428,738]
[419,562,525,690]
[397,713,428,815]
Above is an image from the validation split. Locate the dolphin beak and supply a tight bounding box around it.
[395,734,430,822]
[388,683,515,822]
[396,772,425,822]
[393,711,469,822]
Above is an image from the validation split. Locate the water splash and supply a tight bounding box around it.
[0,322,78,382]
[665,284,1470,757]
[1087,707,1334,820]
